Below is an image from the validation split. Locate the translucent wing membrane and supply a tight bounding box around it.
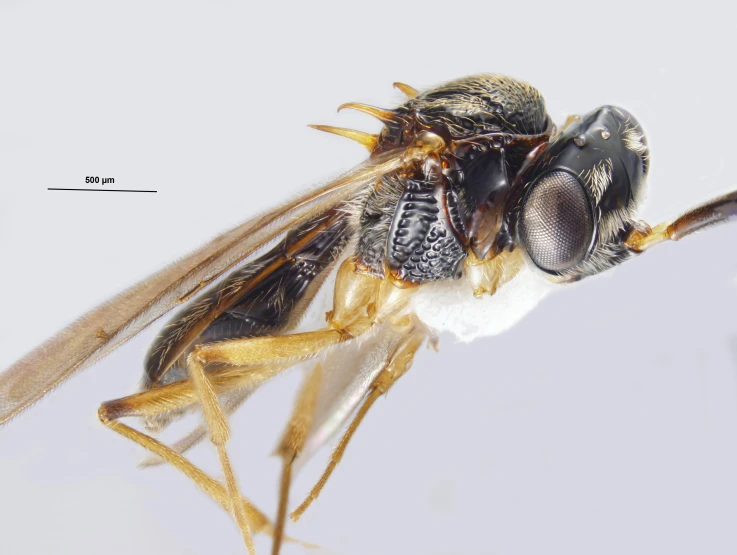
[0,148,411,425]
[296,323,405,470]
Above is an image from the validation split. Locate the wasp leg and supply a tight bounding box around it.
[98,258,414,551]
[97,404,272,535]
[186,258,414,552]
[102,363,288,422]
[464,248,524,298]
[290,322,426,522]
[187,351,256,554]
[272,363,323,555]
[140,388,252,468]
[99,363,313,549]
[176,316,388,551]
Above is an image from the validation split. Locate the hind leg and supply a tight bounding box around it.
[99,259,416,552]
[98,399,272,535]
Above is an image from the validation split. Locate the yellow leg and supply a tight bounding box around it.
[464,248,524,298]
[272,363,323,555]
[98,326,360,552]
[291,324,426,522]
[102,362,290,422]
[179,321,376,554]
[187,351,255,555]
[97,259,415,551]
[140,387,253,468]
[98,319,381,551]
[97,408,272,535]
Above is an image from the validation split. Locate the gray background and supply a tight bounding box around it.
[1,1,737,554]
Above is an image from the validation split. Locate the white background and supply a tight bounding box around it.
[1,1,737,554]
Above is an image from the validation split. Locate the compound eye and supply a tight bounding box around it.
[518,171,594,272]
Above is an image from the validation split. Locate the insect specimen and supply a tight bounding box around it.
[1,74,735,555]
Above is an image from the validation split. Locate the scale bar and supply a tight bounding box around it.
[48,188,158,193]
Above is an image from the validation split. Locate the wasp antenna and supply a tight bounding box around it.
[624,190,737,252]
[393,81,419,98]
[308,125,378,151]
[337,102,398,124]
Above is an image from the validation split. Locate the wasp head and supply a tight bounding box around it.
[513,106,650,280]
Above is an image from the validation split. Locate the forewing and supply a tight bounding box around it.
[0,148,410,425]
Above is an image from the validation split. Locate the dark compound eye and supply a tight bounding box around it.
[518,171,594,272]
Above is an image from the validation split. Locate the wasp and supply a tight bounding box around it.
[1,74,735,554]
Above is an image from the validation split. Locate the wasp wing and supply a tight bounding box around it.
[0,147,411,425]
